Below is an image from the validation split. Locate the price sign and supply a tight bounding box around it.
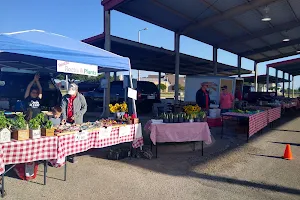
[119,125,131,137]
[74,131,89,142]
[134,123,142,138]
[99,127,112,140]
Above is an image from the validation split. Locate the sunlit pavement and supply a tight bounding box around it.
[3,112,300,200]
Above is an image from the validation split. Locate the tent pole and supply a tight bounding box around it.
[266,66,270,92]
[65,74,69,90]
[104,10,111,117]
[275,69,278,95]
[213,47,218,75]
[128,65,137,116]
[113,72,117,81]
[174,33,180,104]
[254,62,258,92]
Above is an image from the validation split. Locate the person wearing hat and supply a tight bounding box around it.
[196,82,210,110]
[220,85,234,113]
[61,83,87,124]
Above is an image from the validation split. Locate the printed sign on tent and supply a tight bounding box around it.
[57,60,98,76]
[99,127,112,140]
[127,88,137,100]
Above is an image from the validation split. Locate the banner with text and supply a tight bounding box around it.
[57,60,98,76]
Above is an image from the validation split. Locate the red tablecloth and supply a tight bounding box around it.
[51,124,143,167]
[222,111,268,137]
[0,136,58,174]
[268,107,281,123]
[145,121,212,145]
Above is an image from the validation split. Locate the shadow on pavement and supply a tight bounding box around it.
[248,153,283,159]
[270,141,300,147]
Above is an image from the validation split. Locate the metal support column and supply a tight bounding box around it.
[254,62,258,92]
[282,72,285,97]
[288,74,291,98]
[113,72,117,81]
[158,72,162,94]
[275,69,278,95]
[237,56,241,78]
[292,76,295,98]
[174,33,180,103]
[266,66,270,92]
[104,10,111,117]
[213,47,218,75]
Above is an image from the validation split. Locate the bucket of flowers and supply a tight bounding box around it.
[109,102,128,119]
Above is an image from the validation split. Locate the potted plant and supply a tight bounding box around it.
[11,113,29,141]
[162,113,168,123]
[178,113,184,123]
[41,120,55,137]
[189,115,194,123]
[173,114,179,123]
[29,118,41,139]
[0,112,12,143]
[109,102,128,119]
[169,113,174,123]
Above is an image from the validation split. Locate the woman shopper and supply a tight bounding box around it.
[219,85,234,113]
[61,83,87,163]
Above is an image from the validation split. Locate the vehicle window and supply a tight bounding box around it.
[110,82,124,95]
[137,82,158,93]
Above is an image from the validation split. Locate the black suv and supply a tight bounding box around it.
[0,72,62,111]
[83,81,160,113]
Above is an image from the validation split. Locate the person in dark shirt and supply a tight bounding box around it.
[196,82,210,110]
[24,74,43,118]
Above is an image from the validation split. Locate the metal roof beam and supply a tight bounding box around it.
[257,52,299,62]
[217,20,300,47]
[181,0,278,34]
[240,38,300,56]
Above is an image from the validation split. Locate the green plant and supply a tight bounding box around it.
[11,114,27,130]
[35,113,46,124]
[29,118,40,130]
[158,83,167,91]
[0,111,11,129]
[43,120,53,129]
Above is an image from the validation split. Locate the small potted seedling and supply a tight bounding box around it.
[29,118,41,139]
[189,114,194,123]
[173,114,178,123]
[163,113,168,123]
[169,113,174,123]
[0,111,11,143]
[11,114,29,141]
[41,120,55,137]
[178,113,184,123]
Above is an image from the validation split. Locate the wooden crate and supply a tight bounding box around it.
[41,128,55,137]
[12,129,29,141]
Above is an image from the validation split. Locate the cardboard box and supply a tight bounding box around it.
[0,128,11,143]
[30,129,41,139]
[41,128,55,137]
[12,129,29,141]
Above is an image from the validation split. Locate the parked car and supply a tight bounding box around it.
[0,72,62,111]
[78,81,99,93]
[83,81,160,113]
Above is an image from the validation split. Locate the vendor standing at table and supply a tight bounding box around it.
[196,82,210,110]
[220,85,234,113]
[24,73,42,118]
[61,83,87,124]
[61,83,87,164]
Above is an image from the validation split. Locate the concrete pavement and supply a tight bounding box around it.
[3,112,300,200]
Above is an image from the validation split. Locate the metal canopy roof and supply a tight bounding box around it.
[243,74,289,84]
[83,34,251,76]
[267,57,300,76]
[102,0,300,63]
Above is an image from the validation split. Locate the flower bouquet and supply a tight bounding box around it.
[109,102,128,119]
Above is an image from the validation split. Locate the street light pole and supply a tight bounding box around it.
[137,28,148,81]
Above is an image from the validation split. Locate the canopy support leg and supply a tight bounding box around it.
[104,10,111,117]
[266,66,270,92]
[213,47,218,75]
[275,69,278,95]
[174,33,180,103]
[254,62,258,92]
[237,55,241,78]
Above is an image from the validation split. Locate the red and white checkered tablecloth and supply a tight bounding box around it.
[268,107,281,123]
[50,124,144,167]
[222,111,268,138]
[0,136,58,175]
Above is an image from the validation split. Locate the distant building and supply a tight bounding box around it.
[140,74,185,92]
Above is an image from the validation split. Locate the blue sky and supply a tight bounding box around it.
[1,0,299,88]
